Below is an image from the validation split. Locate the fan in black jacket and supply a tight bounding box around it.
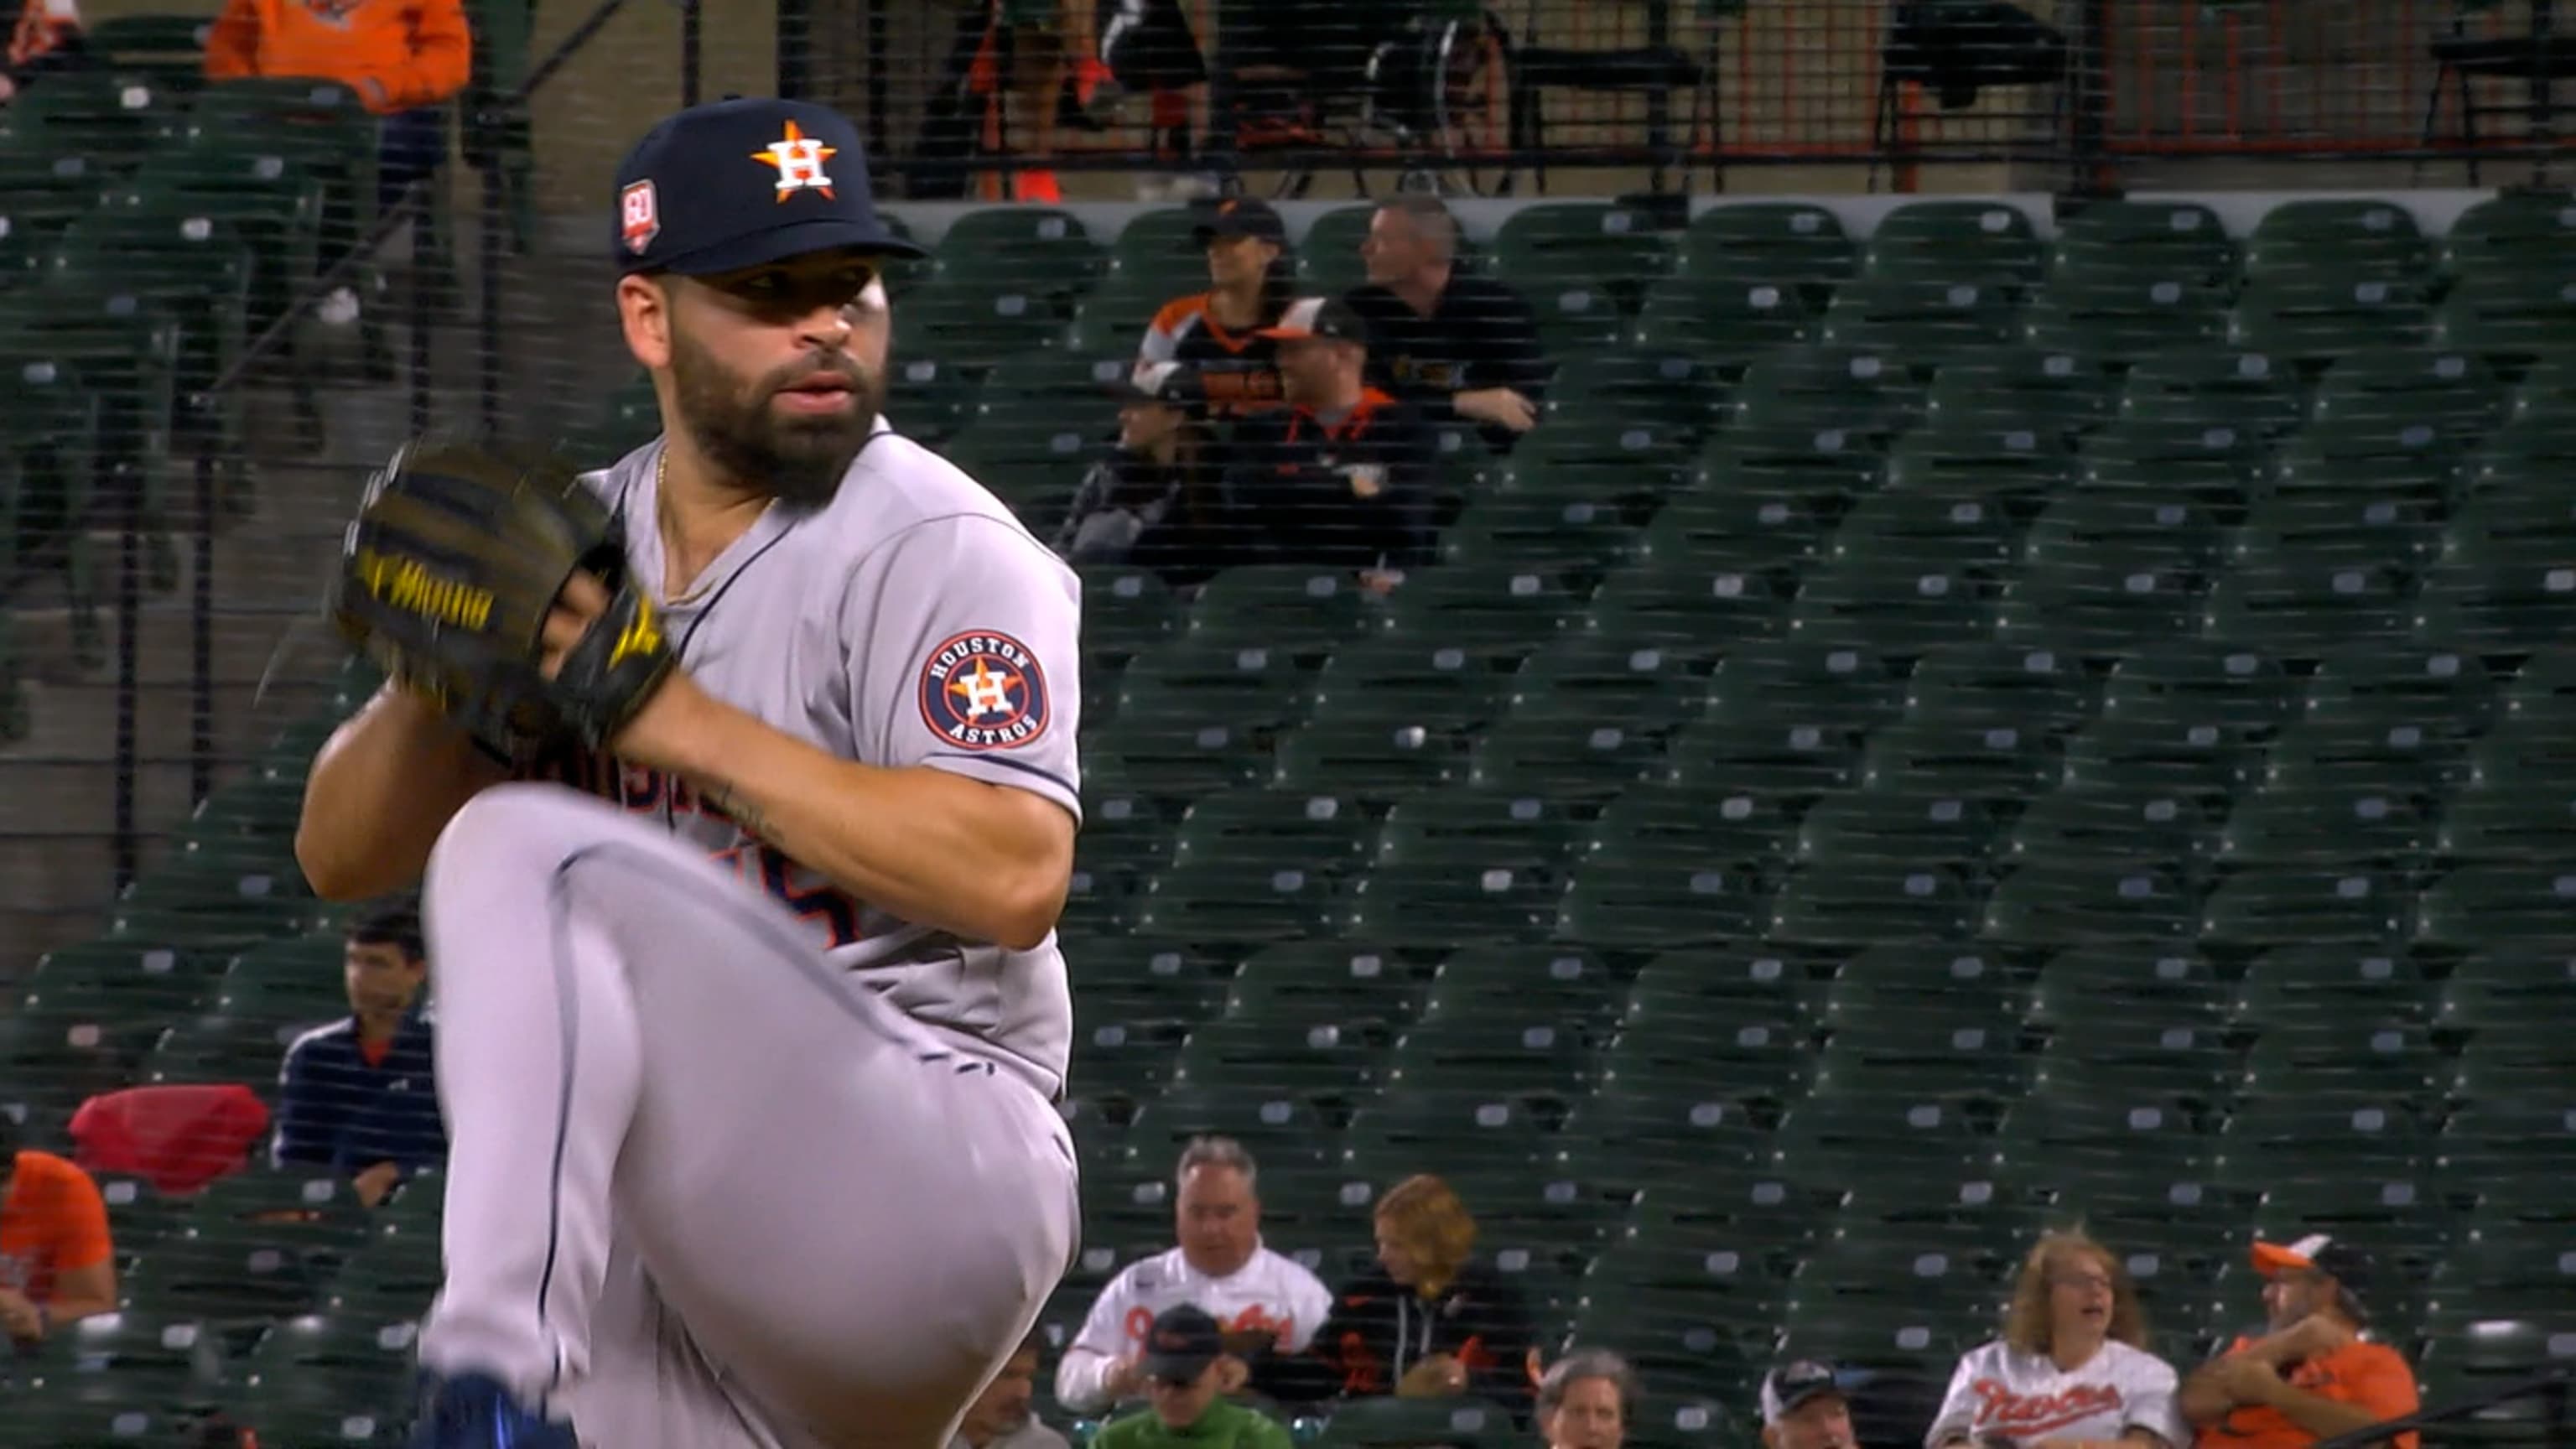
[1251,1174,1537,1416]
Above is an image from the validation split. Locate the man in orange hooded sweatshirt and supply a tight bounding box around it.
[204,0,472,212]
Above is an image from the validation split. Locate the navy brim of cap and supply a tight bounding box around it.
[624,215,927,275]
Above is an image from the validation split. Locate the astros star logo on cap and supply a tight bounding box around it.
[752,119,838,200]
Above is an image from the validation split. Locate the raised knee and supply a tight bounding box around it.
[425,782,600,895]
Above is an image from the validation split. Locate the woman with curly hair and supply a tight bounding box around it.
[1929,1228,2188,1449]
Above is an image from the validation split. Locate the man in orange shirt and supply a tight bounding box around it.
[204,0,471,228]
[0,1111,117,1348]
[2181,1235,2419,1449]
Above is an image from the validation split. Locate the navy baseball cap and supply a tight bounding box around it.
[613,97,926,275]
[1257,296,1370,345]
[1141,1304,1225,1383]
[1759,1360,1869,1426]
[1193,196,1287,247]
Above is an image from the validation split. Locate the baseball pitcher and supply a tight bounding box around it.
[298,98,1083,1449]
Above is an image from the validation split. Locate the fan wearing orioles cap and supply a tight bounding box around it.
[298,96,1083,1449]
[2179,1235,2420,1449]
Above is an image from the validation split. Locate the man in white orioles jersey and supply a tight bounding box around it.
[1054,1138,1332,1416]
[1928,1231,2188,1449]
[295,98,1081,1449]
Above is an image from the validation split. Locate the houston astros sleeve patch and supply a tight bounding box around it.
[918,630,1051,750]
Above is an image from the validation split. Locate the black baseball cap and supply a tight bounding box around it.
[1258,296,1370,345]
[2252,1233,2376,1304]
[1141,1304,1225,1384]
[1193,196,1287,247]
[1104,361,1206,409]
[1760,1360,1867,1426]
[613,97,926,275]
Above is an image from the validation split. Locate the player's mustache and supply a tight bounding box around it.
[765,352,868,394]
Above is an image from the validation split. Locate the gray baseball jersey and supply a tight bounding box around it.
[412,420,1086,1448]
[532,421,1083,1091]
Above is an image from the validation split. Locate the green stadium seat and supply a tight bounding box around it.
[1819,276,2020,362]
[1773,1085,1997,1180]
[2243,199,2430,282]
[2201,554,2412,660]
[1169,787,1373,872]
[1555,836,1758,949]
[1597,1011,1807,1131]
[1627,275,1812,373]
[2028,943,2225,1026]
[2026,1007,2237,1104]
[0,283,182,492]
[2438,1100,2576,1177]
[1130,858,1343,946]
[1439,484,1644,576]
[1793,792,2002,870]
[1703,636,1906,733]
[1570,1276,1775,1396]
[2199,866,2407,948]
[1904,641,2093,732]
[1729,343,1920,434]
[1343,1093,1558,1180]
[1882,421,2075,501]
[0,153,107,284]
[2239,1019,2440,1104]
[1814,999,2028,1093]
[1306,635,1511,734]
[1680,202,1858,300]
[47,1306,226,1407]
[1598,782,1799,875]
[1270,712,1468,799]
[2049,199,2237,288]
[2216,785,2429,868]
[1628,1396,1751,1449]
[1417,944,1618,1030]
[225,1381,411,1446]
[1665,714,1862,797]
[1493,201,1673,304]
[929,205,1104,298]
[242,1309,421,1408]
[1374,788,1581,872]
[2415,865,2576,946]
[1859,716,2059,798]
[1171,1016,1385,1106]
[2418,536,2576,654]
[2020,271,2231,366]
[1505,632,1708,728]
[1514,412,1696,484]
[1062,269,1169,356]
[1922,346,2116,438]
[0,1383,190,1449]
[1766,862,1977,947]
[1994,552,2201,661]
[1982,856,2197,946]
[1109,206,1210,278]
[2058,713,2255,799]
[2117,348,2303,436]
[1866,200,2044,284]
[1464,705,1670,802]
[1581,553,1789,653]
[896,273,1070,372]
[2221,1093,2426,1178]
[1188,564,1379,650]
[1076,564,1182,661]
[1995,1092,2215,1207]
[2311,348,2504,444]
[1541,347,1731,437]
[1830,943,2019,1012]
[1817,476,2012,565]
[1127,1083,1337,1171]
[979,350,1127,416]
[1223,940,1423,1031]
[0,998,144,1127]
[2100,640,2293,734]
[2261,712,2467,796]
[2229,275,2434,364]
[1288,205,1374,294]
[2245,1179,2450,1283]
[2439,190,2576,282]
[13,70,184,170]
[1340,852,1565,948]
[1378,561,1584,655]
[2002,785,2214,869]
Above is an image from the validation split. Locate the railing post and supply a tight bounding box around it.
[412,184,435,438]
[683,0,704,107]
[112,465,140,892]
[190,449,214,809]
[480,151,505,437]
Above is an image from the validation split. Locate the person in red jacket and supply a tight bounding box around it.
[203,0,472,229]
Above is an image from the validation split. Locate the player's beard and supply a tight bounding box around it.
[667,326,881,509]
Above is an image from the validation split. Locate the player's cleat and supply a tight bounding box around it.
[408,1372,579,1448]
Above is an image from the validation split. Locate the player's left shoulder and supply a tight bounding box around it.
[824,428,1067,570]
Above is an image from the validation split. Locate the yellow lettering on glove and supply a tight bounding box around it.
[356,548,496,631]
[608,596,663,667]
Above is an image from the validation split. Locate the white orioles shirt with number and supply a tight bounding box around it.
[1053,1244,1333,1415]
[1928,1340,2189,1449]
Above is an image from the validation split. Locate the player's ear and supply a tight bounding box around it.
[617,273,675,372]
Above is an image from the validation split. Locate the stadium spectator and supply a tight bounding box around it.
[979,0,1112,204]
[1930,1228,2188,1449]
[1057,1136,1333,1417]
[1,0,85,104]
[1342,195,1549,453]
[1258,1172,1536,1413]
[1093,1304,1299,1449]
[953,1328,1072,1449]
[2181,1236,2419,1449]
[1539,1348,1639,1449]
[1052,361,1233,583]
[1222,296,1435,585]
[1763,1361,1864,1449]
[271,900,444,1207]
[203,0,471,221]
[0,1109,115,1348]
[1138,197,1297,418]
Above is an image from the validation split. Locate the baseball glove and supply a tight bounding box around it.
[330,438,676,763]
